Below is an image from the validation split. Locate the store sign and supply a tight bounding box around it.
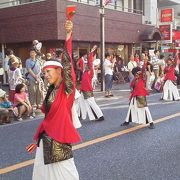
[160,8,174,23]
[159,24,172,43]
[173,30,180,41]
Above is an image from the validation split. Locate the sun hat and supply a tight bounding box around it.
[0,89,6,98]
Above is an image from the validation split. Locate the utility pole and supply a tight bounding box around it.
[99,0,105,91]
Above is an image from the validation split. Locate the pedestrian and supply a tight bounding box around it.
[104,52,115,97]
[46,53,52,61]
[150,50,160,89]
[78,45,104,121]
[6,49,22,69]
[25,48,43,109]
[31,20,81,180]
[3,55,9,84]
[14,83,34,121]
[8,56,23,103]
[134,53,140,66]
[142,55,154,91]
[174,51,180,85]
[121,67,155,129]
[127,54,137,84]
[92,57,100,90]
[32,40,42,57]
[162,58,180,101]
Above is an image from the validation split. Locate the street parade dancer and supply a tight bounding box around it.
[162,57,180,101]
[121,67,155,129]
[28,20,81,180]
[77,46,104,121]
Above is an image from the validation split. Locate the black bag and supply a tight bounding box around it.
[113,72,119,81]
[25,72,29,79]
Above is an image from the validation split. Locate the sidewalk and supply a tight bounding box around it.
[93,82,130,103]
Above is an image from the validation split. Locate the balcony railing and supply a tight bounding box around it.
[0,0,45,9]
[68,0,143,15]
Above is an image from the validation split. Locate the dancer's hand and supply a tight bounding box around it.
[91,45,98,52]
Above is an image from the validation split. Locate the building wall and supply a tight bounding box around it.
[144,0,157,25]
[0,0,57,43]
[0,0,157,63]
[57,0,150,44]
[0,0,154,44]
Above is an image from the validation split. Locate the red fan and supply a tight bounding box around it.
[26,143,37,154]
[66,5,76,20]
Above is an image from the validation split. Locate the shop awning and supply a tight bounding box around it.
[141,27,162,41]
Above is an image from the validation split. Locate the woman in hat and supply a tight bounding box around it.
[32,20,81,180]
[8,55,23,103]
[162,57,180,101]
[121,67,155,129]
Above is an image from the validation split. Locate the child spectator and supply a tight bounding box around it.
[8,56,22,103]
[0,89,18,124]
[14,83,34,121]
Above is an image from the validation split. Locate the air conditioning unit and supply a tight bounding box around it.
[145,21,152,24]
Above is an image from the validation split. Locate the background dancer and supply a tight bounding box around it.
[121,67,155,129]
[78,45,104,121]
[162,57,180,101]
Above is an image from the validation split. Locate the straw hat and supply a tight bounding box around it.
[10,55,19,65]
[0,89,6,98]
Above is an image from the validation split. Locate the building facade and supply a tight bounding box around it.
[0,0,161,64]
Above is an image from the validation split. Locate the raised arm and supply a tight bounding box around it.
[65,20,73,61]
[62,20,75,95]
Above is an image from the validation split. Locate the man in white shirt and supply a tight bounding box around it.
[150,50,160,88]
[104,53,115,97]
[127,54,137,83]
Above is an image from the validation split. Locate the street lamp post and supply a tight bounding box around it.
[100,0,105,91]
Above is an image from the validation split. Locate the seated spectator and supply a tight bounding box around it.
[14,83,34,121]
[114,58,126,83]
[0,89,18,124]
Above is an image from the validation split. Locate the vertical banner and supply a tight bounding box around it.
[160,8,174,23]
[159,24,172,43]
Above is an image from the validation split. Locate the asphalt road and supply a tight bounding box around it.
[0,84,180,180]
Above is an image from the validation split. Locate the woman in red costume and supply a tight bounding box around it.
[162,58,180,101]
[121,67,155,129]
[32,20,81,180]
[77,46,104,121]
